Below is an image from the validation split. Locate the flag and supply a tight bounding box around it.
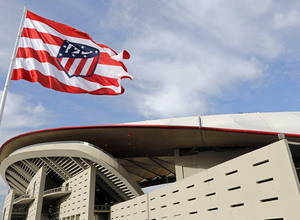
[11,10,133,95]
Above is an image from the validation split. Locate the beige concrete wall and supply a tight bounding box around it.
[174,148,252,180]
[111,194,148,220]
[111,140,300,219]
[1,189,15,220]
[26,166,47,220]
[59,166,96,220]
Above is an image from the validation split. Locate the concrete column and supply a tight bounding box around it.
[27,166,47,220]
[1,189,15,220]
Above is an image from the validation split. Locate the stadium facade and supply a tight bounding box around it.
[1,112,300,219]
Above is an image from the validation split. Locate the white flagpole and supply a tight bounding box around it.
[0,5,27,126]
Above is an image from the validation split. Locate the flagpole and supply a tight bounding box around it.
[0,5,27,126]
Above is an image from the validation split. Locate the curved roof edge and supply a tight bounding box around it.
[1,142,143,197]
[2,111,300,164]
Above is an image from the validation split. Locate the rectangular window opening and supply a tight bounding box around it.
[186,184,195,189]
[208,207,218,211]
[231,203,244,208]
[204,178,214,183]
[172,189,179,193]
[173,201,180,205]
[228,186,241,191]
[226,170,238,176]
[189,211,198,215]
[206,192,216,197]
[253,159,269,167]
[257,178,274,184]
[261,197,278,203]
[188,197,196,201]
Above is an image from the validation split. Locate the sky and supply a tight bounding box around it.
[1,0,300,208]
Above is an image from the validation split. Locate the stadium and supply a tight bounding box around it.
[1,112,300,219]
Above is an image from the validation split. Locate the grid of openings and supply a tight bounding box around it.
[143,157,281,218]
[112,145,292,220]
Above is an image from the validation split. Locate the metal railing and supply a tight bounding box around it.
[14,194,31,203]
[12,206,28,214]
[44,186,71,195]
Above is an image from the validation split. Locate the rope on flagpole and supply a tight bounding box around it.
[0,5,27,127]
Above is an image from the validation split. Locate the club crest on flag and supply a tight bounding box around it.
[56,40,100,78]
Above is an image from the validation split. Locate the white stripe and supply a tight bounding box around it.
[14,58,122,93]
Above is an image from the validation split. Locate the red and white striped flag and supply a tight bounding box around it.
[11,10,133,95]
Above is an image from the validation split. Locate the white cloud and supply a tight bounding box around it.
[117,1,284,118]
[159,0,282,59]
[0,91,52,145]
[273,9,300,30]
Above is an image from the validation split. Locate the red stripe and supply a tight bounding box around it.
[27,11,93,40]
[85,74,120,87]
[12,68,124,95]
[73,59,87,76]
[16,47,62,70]
[98,53,128,72]
[95,43,117,55]
[22,27,63,46]
[98,53,124,66]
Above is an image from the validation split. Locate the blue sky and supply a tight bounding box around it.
[1,0,300,207]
